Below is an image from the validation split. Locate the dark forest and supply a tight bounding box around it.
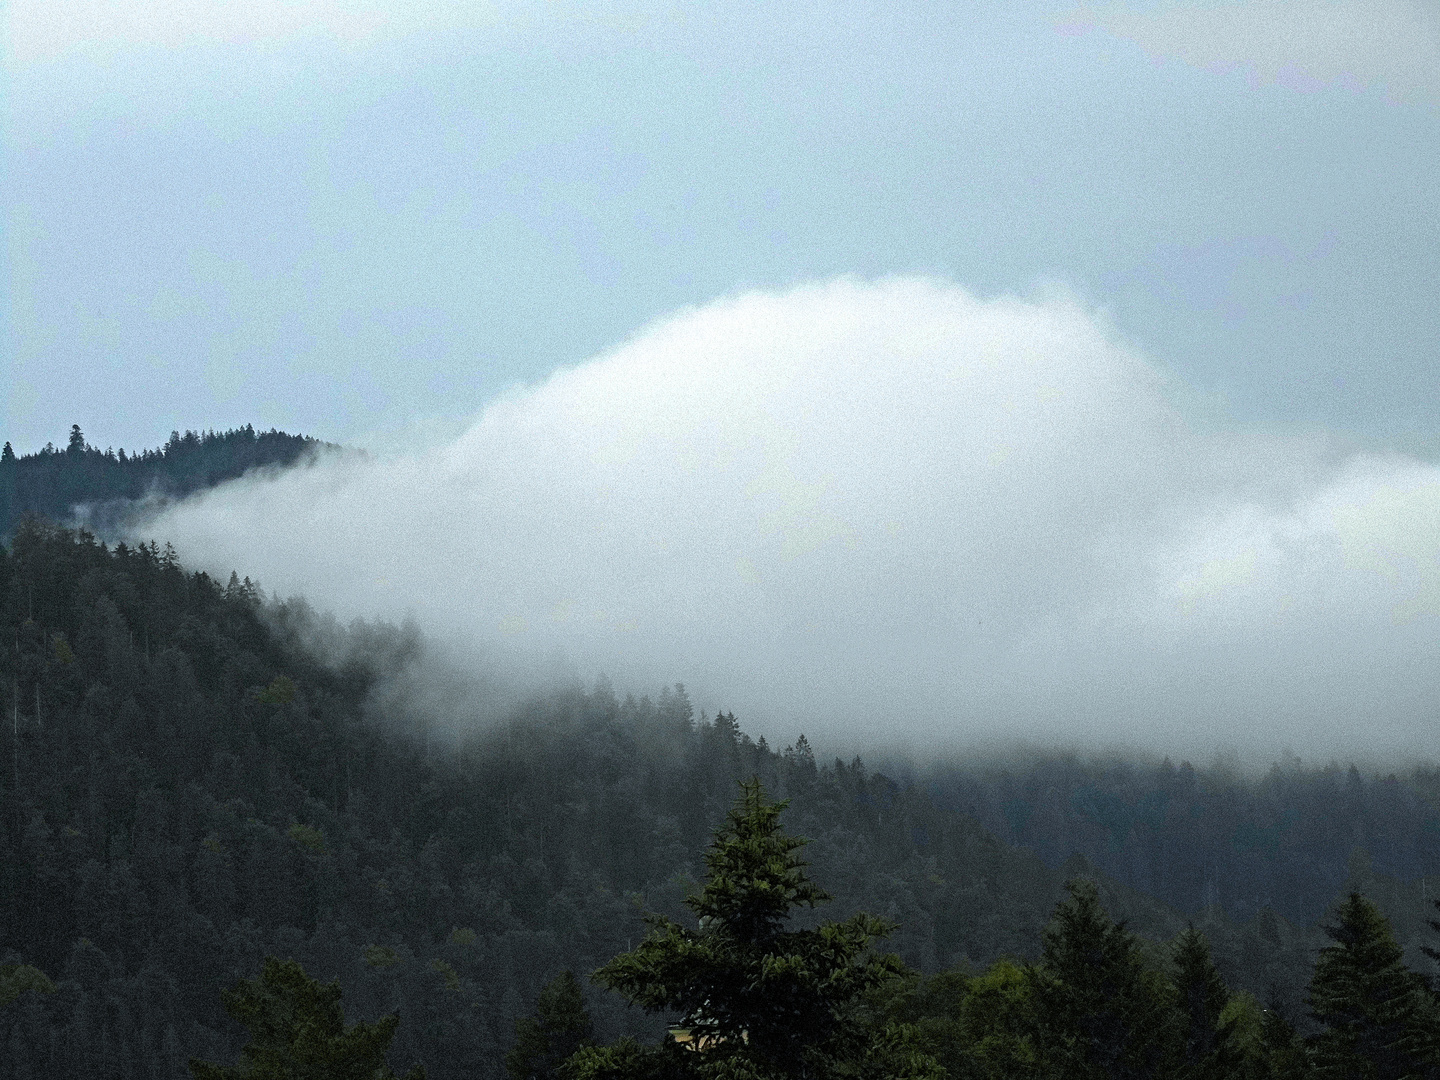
[0,425,331,540]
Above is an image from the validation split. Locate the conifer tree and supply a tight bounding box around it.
[1308,892,1439,1080]
[1419,895,1440,987]
[188,956,425,1080]
[506,971,594,1080]
[1172,925,1245,1079]
[1259,994,1311,1080]
[565,778,940,1079]
[1028,879,1179,1080]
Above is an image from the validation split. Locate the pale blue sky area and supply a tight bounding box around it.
[4,0,1438,453]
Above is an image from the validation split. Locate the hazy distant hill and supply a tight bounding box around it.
[0,424,334,539]
[903,754,1440,929]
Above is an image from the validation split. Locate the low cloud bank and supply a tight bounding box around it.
[143,278,1440,758]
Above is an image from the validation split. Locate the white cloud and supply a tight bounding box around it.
[1071,0,1440,102]
[141,278,1440,758]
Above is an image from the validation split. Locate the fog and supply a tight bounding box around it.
[140,278,1440,759]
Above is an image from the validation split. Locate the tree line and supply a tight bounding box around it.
[194,780,1440,1079]
[909,751,1440,929]
[504,781,1440,1078]
[0,425,332,539]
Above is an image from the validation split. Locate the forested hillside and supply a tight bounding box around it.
[0,425,331,539]
[909,753,1440,927]
[4,522,1440,1077]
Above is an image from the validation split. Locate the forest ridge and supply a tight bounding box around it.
[0,424,332,539]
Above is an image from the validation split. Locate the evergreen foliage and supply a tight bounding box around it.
[920,758,1440,928]
[866,970,972,1078]
[1260,996,1312,1080]
[1420,895,1440,981]
[0,522,1136,1077]
[0,425,331,538]
[505,971,594,1080]
[568,779,940,1079]
[3,520,1440,1079]
[944,961,1041,1079]
[1307,893,1440,1080]
[1172,925,1246,1079]
[1027,879,1179,1079]
[188,956,424,1080]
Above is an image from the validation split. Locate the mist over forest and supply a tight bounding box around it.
[6,384,1440,1077]
[140,280,1440,762]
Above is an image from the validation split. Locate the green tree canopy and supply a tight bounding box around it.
[1308,892,1440,1080]
[1027,879,1179,1080]
[188,956,425,1080]
[949,959,1046,1080]
[1259,993,1311,1080]
[506,971,595,1080]
[1171,925,1246,1080]
[565,778,939,1079]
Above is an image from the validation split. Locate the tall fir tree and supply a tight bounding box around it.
[1308,893,1439,1080]
[565,779,941,1080]
[506,971,595,1080]
[1172,925,1246,1079]
[1028,879,1179,1080]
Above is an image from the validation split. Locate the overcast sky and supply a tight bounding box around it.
[5,0,1438,453]
[7,1,1440,758]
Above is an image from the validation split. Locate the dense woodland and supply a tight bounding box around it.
[909,752,1440,928]
[0,425,330,539]
[3,436,1440,1077]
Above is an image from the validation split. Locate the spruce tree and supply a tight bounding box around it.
[506,971,595,1080]
[1028,879,1179,1080]
[565,778,940,1079]
[1308,892,1439,1080]
[188,957,425,1080]
[1172,925,1245,1079]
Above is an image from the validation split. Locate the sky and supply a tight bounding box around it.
[5,0,1440,757]
[5,0,1438,452]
